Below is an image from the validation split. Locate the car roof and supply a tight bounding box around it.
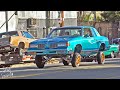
[54,26,94,29]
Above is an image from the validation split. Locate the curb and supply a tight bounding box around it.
[105,58,120,61]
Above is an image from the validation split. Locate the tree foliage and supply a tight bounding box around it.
[101,11,120,22]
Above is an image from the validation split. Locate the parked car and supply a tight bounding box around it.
[112,38,120,44]
[103,44,119,58]
[27,26,110,68]
[112,38,120,51]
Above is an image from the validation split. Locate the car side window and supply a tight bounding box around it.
[83,28,93,37]
[51,30,61,37]
[22,31,34,39]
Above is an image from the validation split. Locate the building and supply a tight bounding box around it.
[1,11,119,39]
[0,11,77,38]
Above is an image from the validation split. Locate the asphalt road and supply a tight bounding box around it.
[0,58,120,79]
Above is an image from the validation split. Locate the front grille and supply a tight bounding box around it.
[38,44,45,49]
[50,43,57,48]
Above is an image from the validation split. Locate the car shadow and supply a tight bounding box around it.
[1,59,120,71]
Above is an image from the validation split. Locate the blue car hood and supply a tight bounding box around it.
[30,36,79,44]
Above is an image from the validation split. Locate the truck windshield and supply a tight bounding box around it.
[48,28,82,38]
[0,31,18,38]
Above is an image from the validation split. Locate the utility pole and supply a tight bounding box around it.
[5,11,8,32]
[60,11,64,27]
[77,11,80,26]
[46,11,50,36]
[77,11,82,26]
[15,11,18,30]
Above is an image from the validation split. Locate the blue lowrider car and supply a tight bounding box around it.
[27,26,110,68]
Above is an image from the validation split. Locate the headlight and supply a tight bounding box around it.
[29,44,38,48]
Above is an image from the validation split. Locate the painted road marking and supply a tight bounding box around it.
[0,59,119,69]
[1,60,120,79]
[102,76,120,79]
[97,75,120,79]
[1,63,120,79]
[2,65,120,79]
[1,69,70,79]
[0,64,120,72]
[1,63,120,73]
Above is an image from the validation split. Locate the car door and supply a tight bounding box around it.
[82,27,98,50]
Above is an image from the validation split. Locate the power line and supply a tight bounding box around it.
[0,11,16,30]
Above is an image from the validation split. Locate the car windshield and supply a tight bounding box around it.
[48,28,82,38]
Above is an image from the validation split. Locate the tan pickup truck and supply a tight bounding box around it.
[0,30,36,53]
[0,30,36,65]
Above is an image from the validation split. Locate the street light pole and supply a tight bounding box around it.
[5,11,8,32]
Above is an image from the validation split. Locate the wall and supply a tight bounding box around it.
[1,11,118,40]
[0,11,77,36]
[17,18,77,38]
[80,21,119,40]
[18,11,77,19]
[17,18,119,39]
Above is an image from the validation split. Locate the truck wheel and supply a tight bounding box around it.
[35,55,45,68]
[71,53,81,67]
[62,59,69,66]
[97,51,105,64]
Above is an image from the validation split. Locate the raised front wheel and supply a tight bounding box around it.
[71,53,81,67]
[97,52,105,64]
